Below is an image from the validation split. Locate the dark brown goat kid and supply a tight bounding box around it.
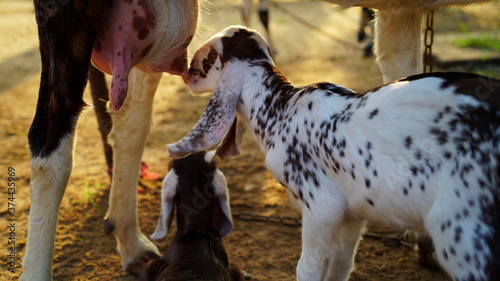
[139,151,244,281]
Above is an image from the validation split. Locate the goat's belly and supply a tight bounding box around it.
[90,0,197,111]
[91,0,194,75]
[92,0,156,74]
[348,193,427,232]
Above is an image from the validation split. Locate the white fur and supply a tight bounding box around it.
[150,168,179,242]
[137,0,199,71]
[21,135,74,281]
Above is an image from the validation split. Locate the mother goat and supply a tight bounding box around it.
[22,1,198,280]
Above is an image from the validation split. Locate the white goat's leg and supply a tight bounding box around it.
[258,0,276,55]
[241,0,253,27]
[326,219,366,281]
[104,68,162,274]
[21,136,75,281]
[375,9,423,83]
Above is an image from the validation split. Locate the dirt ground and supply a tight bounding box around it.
[0,0,499,280]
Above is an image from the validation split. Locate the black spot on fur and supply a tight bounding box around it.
[201,46,219,78]
[430,127,448,145]
[368,108,379,119]
[444,151,452,159]
[454,226,463,243]
[221,28,269,64]
[404,136,412,149]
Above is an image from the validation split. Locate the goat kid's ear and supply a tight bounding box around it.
[167,74,241,158]
[215,117,246,159]
[150,169,178,243]
[213,169,234,237]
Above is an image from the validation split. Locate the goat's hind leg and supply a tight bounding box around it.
[21,1,106,280]
[241,0,253,27]
[88,65,113,172]
[104,68,162,275]
[375,9,422,83]
[426,204,496,280]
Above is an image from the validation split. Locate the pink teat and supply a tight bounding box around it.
[91,0,191,111]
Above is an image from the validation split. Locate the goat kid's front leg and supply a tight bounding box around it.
[241,0,252,27]
[326,219,365,281]
[104,68,162,275]
[297,206,356,281]
[297,210,335,281]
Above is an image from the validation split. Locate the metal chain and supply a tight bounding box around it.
[233,212,302,227]
[423,10,434,73]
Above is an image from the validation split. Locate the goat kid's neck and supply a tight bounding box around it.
[234,61,353,152]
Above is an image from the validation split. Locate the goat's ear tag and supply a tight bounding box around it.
[216,117,246,159]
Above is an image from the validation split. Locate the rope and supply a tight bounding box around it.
[214,0,363,51]
[234,211,416,249]
[271,2,363,51]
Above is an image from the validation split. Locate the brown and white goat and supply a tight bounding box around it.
[23,1,198,280]
[138,151,244,281]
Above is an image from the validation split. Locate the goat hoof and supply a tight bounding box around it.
[125,251,161,276]
[103,219,115,236]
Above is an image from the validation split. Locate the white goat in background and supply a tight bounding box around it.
[249,0,492,82]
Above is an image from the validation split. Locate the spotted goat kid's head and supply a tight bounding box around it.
[169,26,273,159]
[184,25,274,93]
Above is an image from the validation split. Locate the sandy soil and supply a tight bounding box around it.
[0,0,498,280]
